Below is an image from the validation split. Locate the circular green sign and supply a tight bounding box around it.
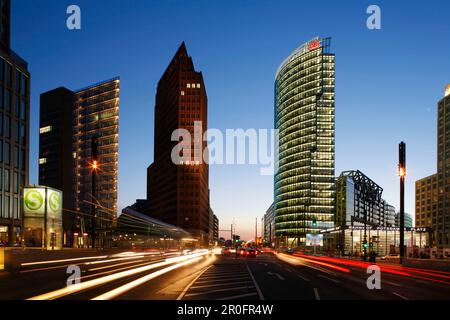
[49,192,62,212]
[25,190,44,211]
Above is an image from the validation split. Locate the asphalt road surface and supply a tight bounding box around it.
[0,250,449,300]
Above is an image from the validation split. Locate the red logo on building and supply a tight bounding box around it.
[308,39,320,51]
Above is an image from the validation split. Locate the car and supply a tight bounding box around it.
[245,248,257,258]
[221,247,233,256]
[237,248,246,256]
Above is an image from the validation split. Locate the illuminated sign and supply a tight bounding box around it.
[306,234,324,247]
[47,189,63,217]
[23,188,46,216]
[23,187,63,218]
[0,226,8,233]
[308,39,321,51]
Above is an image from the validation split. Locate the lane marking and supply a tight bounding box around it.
[317,275,340,284]
[177,265,212,300]
[184,286,255,297]
[392,292,409,300]
[314,288,320,300]
[219,292,258,300]
[383,280,401,287]
[267,272,285,281]
[297,274,311,282]
[195,277,252,285]
[247,264,265,300]
[191,281,253,290]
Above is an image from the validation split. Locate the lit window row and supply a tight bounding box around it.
[186,83,201,89]
[39,126,52,134]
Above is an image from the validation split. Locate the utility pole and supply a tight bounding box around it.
[399,142,406,264]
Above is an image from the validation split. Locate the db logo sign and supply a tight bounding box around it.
[308,39,320,51]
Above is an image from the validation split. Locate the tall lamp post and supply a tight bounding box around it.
[91,137,99,249]
[398,142,406,264]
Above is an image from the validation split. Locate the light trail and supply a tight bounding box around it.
[91,257,203,300]
[291,254,450,285]
[21,255,108,267]
[279,253,351,273]
[27,250,209,300]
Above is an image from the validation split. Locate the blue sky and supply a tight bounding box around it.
[12,0,450,240]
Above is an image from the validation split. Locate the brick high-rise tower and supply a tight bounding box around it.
[139,43,210,245]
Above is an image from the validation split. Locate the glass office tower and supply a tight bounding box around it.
[40,78,119,247]
[73,78,120,246]
[0,0,30,246]
[274,37,335,247]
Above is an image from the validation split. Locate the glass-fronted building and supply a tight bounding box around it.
[274,37,335,247]
[39,78,119,248]
[335,170,396,229]
[0,0,30,246]
[73,78,119,247]
[322,226,431,258]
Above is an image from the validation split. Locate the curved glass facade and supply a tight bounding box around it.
[274,37,335,246]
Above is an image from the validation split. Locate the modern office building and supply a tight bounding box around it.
[415,85,450,247]
[274,37,335,247]
[213,213,219,244]
[264,203,275,246]
[396,212,413,228]
[415,174,438,232]
[329,170,426,256]
[0,0,30,246]
[335,170,396,229]
[208,208,219,245]
[39,78,120,247]
[136,43,210,245]
[39,88,74,236]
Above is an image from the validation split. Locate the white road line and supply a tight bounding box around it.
[177,265,212,300]
[317,275,340,284]
[267,271,285,281]
[191,281,253,290]
[195,279,251,286]
[297,274,311,282]
[314,288,320,300]
[247,264,265,300]
[185,286,255,297]
[383,280,401,287]
[219,293,258,300]
[392,292,409,300]
[200,273,249,279]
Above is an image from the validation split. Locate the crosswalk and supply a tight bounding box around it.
[181,258,261,300]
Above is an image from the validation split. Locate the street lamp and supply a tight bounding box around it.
[91,137,99,249]
[398,142,406,264]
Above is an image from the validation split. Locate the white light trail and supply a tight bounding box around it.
[27,250,209,300]
[92,257,203,300]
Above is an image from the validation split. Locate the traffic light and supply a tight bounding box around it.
[312,219,317,228]
[363,241,369,249]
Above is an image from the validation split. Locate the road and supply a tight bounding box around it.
[0,250,449,300]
